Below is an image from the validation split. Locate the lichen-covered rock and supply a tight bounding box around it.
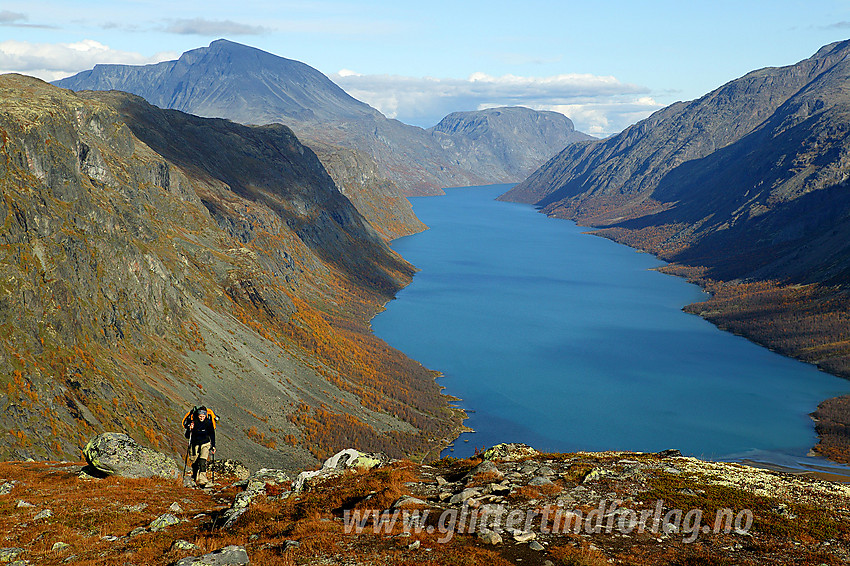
[209,459,249,481]
[33,509,52,521]
[83,433,178,479]
[482,443,538,461]
[149,513,180,531]
[172,540,197,551]
[0,548,24,562]
[171,545,249,566]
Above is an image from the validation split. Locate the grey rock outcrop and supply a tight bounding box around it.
[149,513,180,531]
[172,545,249,566]
[482,443,538,461]
[83,433,178,479]
[293,448,386,492]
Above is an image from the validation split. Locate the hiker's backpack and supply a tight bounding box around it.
[182,407,217,429]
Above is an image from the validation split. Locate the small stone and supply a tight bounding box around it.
[664,467,682,475]
[438,491,452,501]
[449,488,480,505]
[528,476,554,487]
[33,509,53,521]
[582,468,604,483]
[536,466,556,476]
[149,513,179,531]
[519,463,538,474]
[513,530,536,542]
[478,529,502,545]
[392,496,427,509]
[15,501,34,508]
[169,502,183,514]
[124,503,147,512]
[435,476,448,486]
[282,541,300,551]
[128,527,147,537]
[467,460,503,479]
[77,469,99,481]
[408,540,421,550]
[51,542,70,552]
[0,482,15,495]
[172,540,197,551]
[529,541,545,551]
[101,536,119,542]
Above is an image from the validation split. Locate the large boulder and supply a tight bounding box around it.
[482,443,538,461]
[293,448,387,492]
[83,433,178,479]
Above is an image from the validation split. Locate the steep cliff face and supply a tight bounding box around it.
[54,40,589,196]
[0,74,460,468]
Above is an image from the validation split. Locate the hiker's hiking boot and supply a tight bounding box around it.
[196,471,209,487]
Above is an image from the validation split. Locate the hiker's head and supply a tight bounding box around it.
[197,407,207,420]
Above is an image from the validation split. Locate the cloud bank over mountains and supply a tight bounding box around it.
[332,70,662,136]
[0,39,176,82]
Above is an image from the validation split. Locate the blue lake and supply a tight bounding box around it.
[371,184,850,470]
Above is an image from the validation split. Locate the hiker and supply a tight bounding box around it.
[183,406,216,487]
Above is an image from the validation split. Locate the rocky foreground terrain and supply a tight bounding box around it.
[1,442,848,565]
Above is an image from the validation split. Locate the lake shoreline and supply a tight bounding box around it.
[376,184,850,471]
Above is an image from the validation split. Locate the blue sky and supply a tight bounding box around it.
[2,1,850,135]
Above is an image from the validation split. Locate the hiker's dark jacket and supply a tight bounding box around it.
[185,417,215,448]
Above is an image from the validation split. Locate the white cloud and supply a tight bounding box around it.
[0,40,177,82]
[331,71,662,136]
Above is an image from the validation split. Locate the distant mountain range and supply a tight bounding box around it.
[55,39,591,196]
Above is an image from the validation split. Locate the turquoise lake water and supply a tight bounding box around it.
[371,184,850,469]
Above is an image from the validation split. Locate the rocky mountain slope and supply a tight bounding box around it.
[429,106,594,181]
[1,443,849,565]
[0,74,462,469]
[304,140,426,241]
[501,40,850,463]
[54,39,589,196]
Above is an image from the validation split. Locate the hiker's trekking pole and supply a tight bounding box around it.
[181,407,196,483]
[182,429,192,482]
[210,451,215,485]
